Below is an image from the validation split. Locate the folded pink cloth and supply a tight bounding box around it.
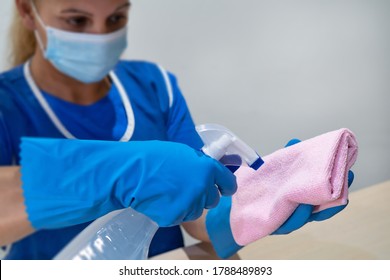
[230,128,358,246]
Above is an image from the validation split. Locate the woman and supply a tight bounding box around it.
[0,0,237,259]
[0,0,353,260]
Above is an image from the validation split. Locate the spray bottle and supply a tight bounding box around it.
[54,123,263,260]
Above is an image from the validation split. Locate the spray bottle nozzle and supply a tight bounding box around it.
[196,124,264,170]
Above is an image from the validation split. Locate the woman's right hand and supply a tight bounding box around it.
[20,138,237,229]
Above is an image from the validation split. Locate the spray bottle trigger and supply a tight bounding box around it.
[196,123,264,171]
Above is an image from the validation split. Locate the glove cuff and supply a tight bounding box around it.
[20,137,121,229]
[206,196,242,259]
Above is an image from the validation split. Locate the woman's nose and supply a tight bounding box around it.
[88,22,111,34]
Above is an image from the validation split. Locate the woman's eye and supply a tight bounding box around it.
[66,17,89,27]
[108,14,127,25]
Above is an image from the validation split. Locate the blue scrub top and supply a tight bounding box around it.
[0,60,204,259]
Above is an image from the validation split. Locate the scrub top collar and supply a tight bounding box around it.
[23,61,135,141]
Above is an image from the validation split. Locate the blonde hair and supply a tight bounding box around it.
[9,4,37,67]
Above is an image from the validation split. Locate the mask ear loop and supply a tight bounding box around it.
[30,0,47,53]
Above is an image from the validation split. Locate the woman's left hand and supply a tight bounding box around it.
[272,139,355,235]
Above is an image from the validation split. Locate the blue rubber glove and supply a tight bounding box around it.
[206,139,355,259]
[272,138,355,234]
[20,138,237,229]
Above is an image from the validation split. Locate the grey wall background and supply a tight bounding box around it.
[1,0,389,192]
[125,0,390,192]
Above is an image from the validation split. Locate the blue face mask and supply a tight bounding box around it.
[31,3,128,84]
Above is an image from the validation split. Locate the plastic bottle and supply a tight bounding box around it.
[54,123,263,260]
[54,207,158,260]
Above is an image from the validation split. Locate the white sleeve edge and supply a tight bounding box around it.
[156,64,174,108]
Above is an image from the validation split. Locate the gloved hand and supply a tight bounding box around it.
[272,138,354,234]
[205,138,355,259]
[20,138,237,229]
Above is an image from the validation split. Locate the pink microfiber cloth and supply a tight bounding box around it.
[230,128,358,246]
